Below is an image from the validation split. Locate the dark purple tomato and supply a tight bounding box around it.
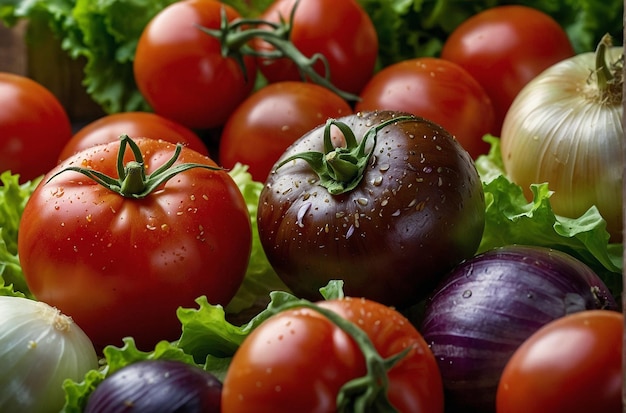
[257,110,485,308]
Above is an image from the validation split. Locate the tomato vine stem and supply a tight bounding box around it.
[265,292,408,413]
[46,135,221,199]
[195,0,360,102]
[274,114,415,195]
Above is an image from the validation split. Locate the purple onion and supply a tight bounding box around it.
[84,359,221,413]
[417,245,617,413]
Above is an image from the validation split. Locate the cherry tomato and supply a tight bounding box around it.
[252,0,378,96]
[134,0,257,130]
[222,297,444,412]
[18,137,252,350]
[355,57,496,159]
[0,72,73,182]
[257,111,485,309]
[59,112,209,161]
[441,5,575,133]
[496,310,622,413]
[219,81,352,182]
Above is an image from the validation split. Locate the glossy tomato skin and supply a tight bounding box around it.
[258,111,485,309]
[134,0,257,130]
[496,310,622,413]
[18,138,251,350]
[253,0,378,95]
[0,72,73,182]
[219,81,353,182]
[59,112,209,161]
[441,5,575,133]
[355,57,496,159]
[221,297,444,412]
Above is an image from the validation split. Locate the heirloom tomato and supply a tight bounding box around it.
[257,111,485,309]
[18,136,251,350]
[355,57,496,159]
[222,296,444,413]
[441,5,575,132]
[134,0,257,129]
[0,72,72,182]
[60,111,209,161]
[218,81,352,182]
[497,310,622,413]
[252,0,378,96]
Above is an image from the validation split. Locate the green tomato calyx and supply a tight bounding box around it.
[275,115,415,195]
[47,135,220,199]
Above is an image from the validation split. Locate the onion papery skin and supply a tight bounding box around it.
[84,359,222,413]
[0,296,99,413]
[500,46,623,241]
[418,245,617,413]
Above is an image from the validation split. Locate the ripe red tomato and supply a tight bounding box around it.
[441,5,575,133]
[18,137,252,350]
[59,112,209,161]
[221,297,444,412]
[496,310,622,413]
[134,0,257,130]
[219,81,353,182]
[0,72,73,182]
[252,0,378,96]
[355,57,496,159]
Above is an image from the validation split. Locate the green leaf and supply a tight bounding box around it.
[224,164,291,318]
[476,137,622,297]
[61,337,195,413]
[0,172,40,298]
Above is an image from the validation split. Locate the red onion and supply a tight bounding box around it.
[417,245,617,413]
[84,359,221,413]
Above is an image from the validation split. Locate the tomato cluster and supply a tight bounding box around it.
[1,0,618,412]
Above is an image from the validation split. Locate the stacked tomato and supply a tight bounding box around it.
[1,0,621,412]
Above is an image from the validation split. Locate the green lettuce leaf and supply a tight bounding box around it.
[61,288,311,411]
[476,136,622,296]
[0,171,40,298]
[225,164,291,320]
[1,0,176,114]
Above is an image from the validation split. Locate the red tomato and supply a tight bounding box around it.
[441,5,575,133]
[355,57,496,159]
[18,137,252,350]
[134,0,257,130]
[252,0,378,96]
[219,81,353,182]
[221,297,444,412]
[496,310,622,413]
[0,72,73,182]
[59,112,209,161]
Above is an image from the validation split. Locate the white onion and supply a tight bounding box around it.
[500,34,623,241]
[0,296,99,413]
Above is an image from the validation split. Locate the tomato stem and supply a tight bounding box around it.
[274,115,415,195]
[195,0,360,102]
[46,135,221,198]
[267,294,406,413]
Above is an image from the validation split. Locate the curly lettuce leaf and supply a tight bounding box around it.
[61,288,313,411]
[476,136,622,296]
[61,338,196,413]
[225,164,291,319]
[0,171,40,298]
[1,0,176,113]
